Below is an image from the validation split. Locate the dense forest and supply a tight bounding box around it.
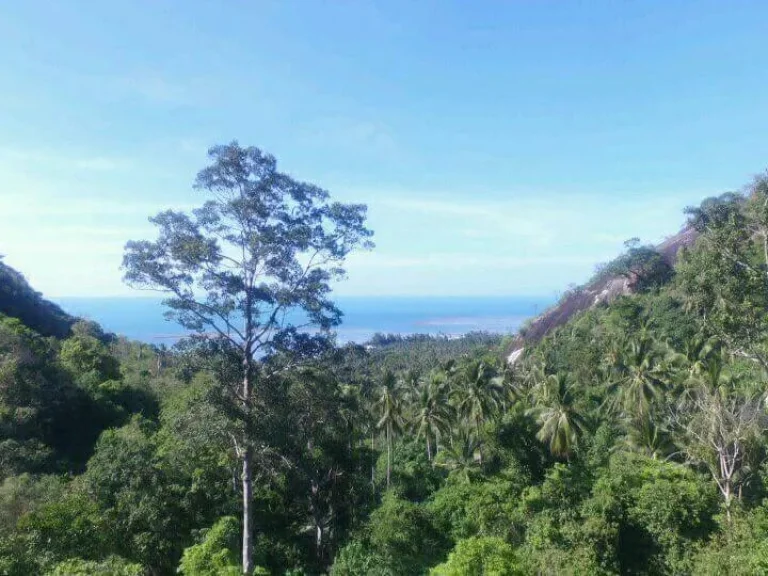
[4,146,768,575]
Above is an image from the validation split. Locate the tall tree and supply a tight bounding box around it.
[411,371,450,461]
[679,184,768,375]
[375,370,403,489]
[674,381,768,521]
[453,360,503,464]
[122,142,372,574]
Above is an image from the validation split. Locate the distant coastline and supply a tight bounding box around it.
[53,295,552,344]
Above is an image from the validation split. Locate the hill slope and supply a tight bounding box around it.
[507,226,699,362]
[0,258,75,338]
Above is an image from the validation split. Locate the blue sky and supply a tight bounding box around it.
[1,1,768,297]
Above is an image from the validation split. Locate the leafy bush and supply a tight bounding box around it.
[329,540,389,576]
[178,516,242,576]
[365,491,450,574]
[430,536,521,576]
[46,556,142,575]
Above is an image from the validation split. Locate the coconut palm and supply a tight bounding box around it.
[436,428,482,483]
[498,364,523,412]
[530,373,588,459]
[337,383,362,455]
[515,357,548,404]
[671,333,722,381]
[375,370,404,488]
[399,368,422,419]
[452,359,504,464]
[677,351,743,411]
[621,410,676,460]
[607,334,671,418]
[411,370,451,461]
[601,335,628,378]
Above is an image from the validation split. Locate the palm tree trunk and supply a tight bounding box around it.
[386,423,392,489]
[426,434,432,461]
[371,429,376,491]
[476,416,483,466]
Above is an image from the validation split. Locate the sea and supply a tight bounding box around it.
[53,296,553,345]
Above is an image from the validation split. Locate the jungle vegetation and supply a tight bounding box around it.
[3,149,768,575]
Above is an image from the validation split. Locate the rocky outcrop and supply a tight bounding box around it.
[506,226,699,363]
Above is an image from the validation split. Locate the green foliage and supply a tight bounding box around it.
[329,540,389,576]
[366,332,503,374]
[178,516,241,576]
[589,453,718,574]
[364,491,451,574]
[15,491,110,569]
[59,333,120,386]
[530,373,588,458]
[0,316,104,475]
[0,473,65,533]
[430,536,521,576]
[429,474,526,542]
[678,184,768,373]
[46,556,142,576]
[82,417,195,571]
[375,439,444,501]
[598,238,673,291]
[691,507,768,575]
[9,174,768,576]
[483,407,550,482]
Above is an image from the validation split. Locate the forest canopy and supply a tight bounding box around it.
[4,157,768,575]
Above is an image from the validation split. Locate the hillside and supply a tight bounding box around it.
[506,225,700,362]
[0,258,76,338]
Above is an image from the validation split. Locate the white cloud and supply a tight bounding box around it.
[362,188,711,249]
[371,196,555,246]
[115,74,192,105]
[346,252,609,270]
[73,157,125,171]
[592,232,633,245]
[298,117,397,154]
[0,192,194,217]
[0,147,128,173]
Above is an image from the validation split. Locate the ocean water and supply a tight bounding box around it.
[53,296,552,345]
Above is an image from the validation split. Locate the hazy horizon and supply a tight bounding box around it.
[52,294,553,344]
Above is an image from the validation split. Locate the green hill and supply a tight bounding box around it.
[0,257,75,338]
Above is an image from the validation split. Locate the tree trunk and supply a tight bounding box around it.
[309,484,324,562]
[241,342,254,575]
[386,424,391,489]
[426,434,432,461]
[371,430,376,491]
[242,446,254,574]
[476,417,483,466]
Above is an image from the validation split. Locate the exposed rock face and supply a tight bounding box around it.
[506,226,699,364]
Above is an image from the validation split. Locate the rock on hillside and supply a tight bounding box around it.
[506,226,699,363]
